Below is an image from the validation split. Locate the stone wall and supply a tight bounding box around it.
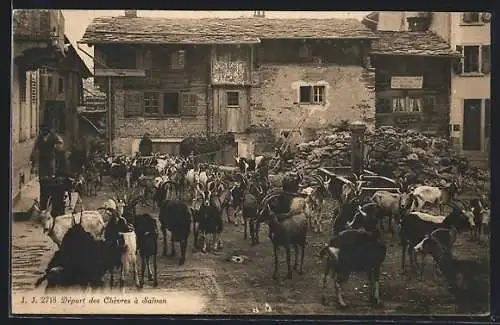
[250,64,376,138]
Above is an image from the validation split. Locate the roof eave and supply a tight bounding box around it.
[79,35,378,46]
[78,39,262,45]
[370,51,461,58]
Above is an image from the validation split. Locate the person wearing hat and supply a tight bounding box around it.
[30,124,59,210]
[138,132,153,156]
[50,136,71,217]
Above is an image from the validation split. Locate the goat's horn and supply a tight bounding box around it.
[358,205,367,217]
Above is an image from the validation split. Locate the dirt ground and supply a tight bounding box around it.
[11,177,490,316]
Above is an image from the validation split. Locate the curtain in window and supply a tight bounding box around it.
[408,98,423,112]
[392,97,406,112]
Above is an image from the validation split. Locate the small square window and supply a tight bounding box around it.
[227,91,239,106]
[462,12,480,24]
[299,85,325,104]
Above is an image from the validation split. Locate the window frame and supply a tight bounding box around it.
[143,91,162,116]
[125,90,195,118]
[463,45,480,73]
[456,44,490,76]
[461,12,483,25]
[226,91,240,107]
[298,85,326,105]
[162,92,181,116]
[391,96,424,113]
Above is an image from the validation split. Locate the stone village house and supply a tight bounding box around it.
[363,11,491,167]
[12,9,92,202]
[79,10,377,157]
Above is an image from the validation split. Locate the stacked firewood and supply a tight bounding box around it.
[286,126,490,195]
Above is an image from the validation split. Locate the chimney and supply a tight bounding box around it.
[253,11,265,18]
[124,10,137,18]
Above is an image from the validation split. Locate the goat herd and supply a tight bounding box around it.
[25,151,490,310]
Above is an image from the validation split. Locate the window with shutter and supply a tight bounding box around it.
[481,45,490,74]
[454,45,463,74]
[463,46,480,73]
[181,93,198,117]
[124,91,144,117]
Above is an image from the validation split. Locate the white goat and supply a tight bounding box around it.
[118,231,140,291]
[31,200,106,247]
[411,180,461,213]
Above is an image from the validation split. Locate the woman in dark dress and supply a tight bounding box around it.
[30,125,59,210]
[51,136,71,217]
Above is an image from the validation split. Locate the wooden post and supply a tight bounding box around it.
[107,76,112,154]
[350,122,367,176]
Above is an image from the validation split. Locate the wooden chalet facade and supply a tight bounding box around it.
[370,31,460,136]
[80,11,377,155]
[12,9,91,202]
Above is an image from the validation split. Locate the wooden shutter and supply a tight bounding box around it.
[124,90,143,117]
[481,45,490,74]
[453,45,463,74]
[485,99,490,138]
[181,93,198,117]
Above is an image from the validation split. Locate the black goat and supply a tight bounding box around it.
[412,230,487,299]
[193,182,224,253]
[34,216,110,292]
[159,200,192,265]
[399,199,475,275]
[319,202,386,308]
[153,180,173,208]
[282,171,303,193]
[332,196,362,236]
[135,213,159,287]
[413,227,456,280]
[240,177,266,245]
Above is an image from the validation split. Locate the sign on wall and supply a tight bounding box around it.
[391,76,424,89]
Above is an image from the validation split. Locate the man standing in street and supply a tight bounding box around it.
[139,132,153,156]
[30,124,58,210]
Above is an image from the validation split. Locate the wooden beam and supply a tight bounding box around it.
[94,68,146,77]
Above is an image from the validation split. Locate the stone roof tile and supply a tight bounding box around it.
[80,16,377,45]
[371,31,460,57]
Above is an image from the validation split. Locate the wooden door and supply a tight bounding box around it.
[225,89,248,133]
[462,99,482,151]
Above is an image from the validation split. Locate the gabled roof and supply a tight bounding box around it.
[79,16,377,45]
[370,31,460,57]
[64,35,93,77]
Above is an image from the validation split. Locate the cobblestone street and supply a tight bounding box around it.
[11,177,490,315]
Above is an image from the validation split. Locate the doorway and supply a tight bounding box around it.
[43,100,66,135]
[462,99,481,151]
